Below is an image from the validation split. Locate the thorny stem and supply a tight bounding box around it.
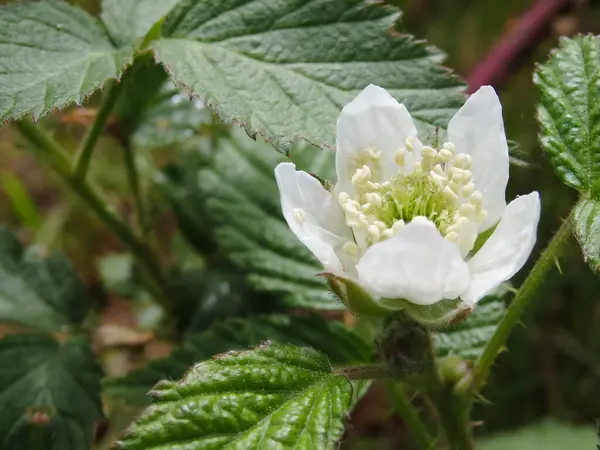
[14,119,170,313]
[386,381,436,450]
[472,211,574,394]
[73,78,125,179]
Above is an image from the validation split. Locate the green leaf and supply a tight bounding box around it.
[161,129,341,309]
[477,418,597,450]
[534,35,600,194]
[572,197,600,272]
[152,0,465,154]
[433,284,509,360]
[117,342,355,450]
[101,0,181,47]
[0,0,134,122]
[0,228,89,331]
[104,313,372,405]
[0,333,103,450]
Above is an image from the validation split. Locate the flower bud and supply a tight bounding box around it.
[378,313,432,377]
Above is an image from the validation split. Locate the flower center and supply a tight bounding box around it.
[338,138,488,258]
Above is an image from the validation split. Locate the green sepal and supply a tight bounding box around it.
[323,272,394,317]
[400,298,473,329]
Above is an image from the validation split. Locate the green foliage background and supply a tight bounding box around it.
[0,0,598,448]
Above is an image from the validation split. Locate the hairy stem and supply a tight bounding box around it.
[14,119,169,312]
[472,212,574,393]
[74,79,124,179]
[386,382,436,450]
[340,364,394,380]
[434,391,474,450]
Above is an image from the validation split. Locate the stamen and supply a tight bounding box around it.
[368,225,381,244]
[292,208,306,225]
[352,165,372,185]
[395,148,406,167]
[336,140,488,256]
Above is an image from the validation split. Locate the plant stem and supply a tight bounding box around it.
[434,390,474,450]
[472,212,574,393]
[73,79,124,179]
[122,142,151,238]
[14,119,169,312]
[386,381,436,450]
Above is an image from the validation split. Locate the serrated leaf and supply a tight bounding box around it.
[477,418,597,450]
[152,0,465,154]
[433,284,509,360]
[161,129,341,309]
[0,228,89,331]
[534,35,600,194]
[117,342,354,450]
[0,333,103,450]
[104,313,371,405]
[573,198,600,272]
[101,0,181,47]
[0,0,134,122]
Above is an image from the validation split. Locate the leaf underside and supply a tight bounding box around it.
[0,0,133,122]
[152,0,465,154]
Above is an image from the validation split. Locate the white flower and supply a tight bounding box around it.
[275,84,540,308]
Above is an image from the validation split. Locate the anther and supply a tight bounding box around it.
[405,136,415,151]
[352,165,372,185]
[292,208,306,224]
[443,186,458,202]
[445,231,459,243]
[368,225,381,244]
[392,220,405,232]
[364,193,383,209]
[338,192,350,204]
[470,191,483,206]
[438,148,453,163]
[461,183,475,197]
[459,203,476,218]
[443,142,456,154]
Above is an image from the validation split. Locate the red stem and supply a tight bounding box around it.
[467,0,576,93]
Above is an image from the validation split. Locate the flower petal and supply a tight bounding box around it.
[275,162,352,273]
[448,86,509,231]
[461,192,541,305]
[356,217,470,305]
[336,84,421,194]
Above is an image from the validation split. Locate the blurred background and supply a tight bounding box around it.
[0,0,599,448]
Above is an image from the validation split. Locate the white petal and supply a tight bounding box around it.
[335,84,421,194]
[462,192,541,305]
[275,162,352,273]
[356,217,470,305]
[448,86,509,231]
